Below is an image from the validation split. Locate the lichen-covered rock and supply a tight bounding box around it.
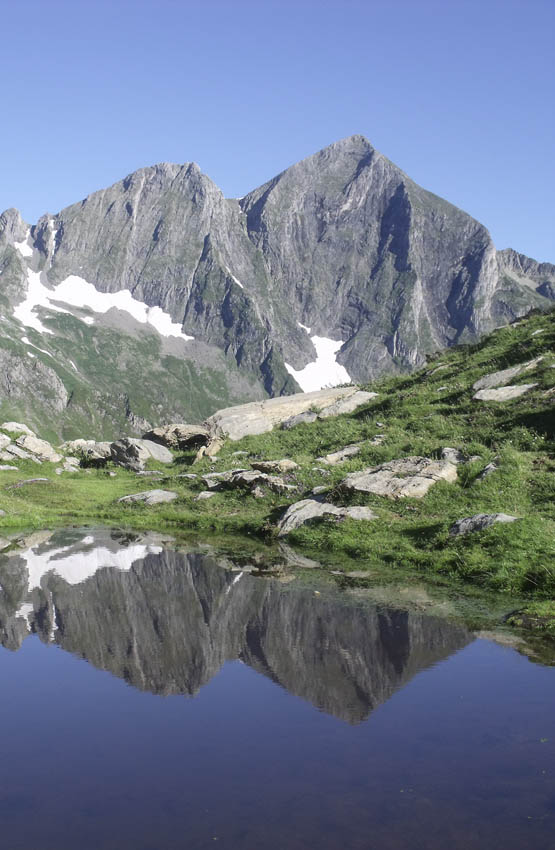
[277,498,377,536]
[449,513,519,536]
[341,456,458,499]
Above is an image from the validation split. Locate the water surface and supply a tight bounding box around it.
[0,527,553,849]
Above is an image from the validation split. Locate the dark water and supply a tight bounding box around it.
[0,528,553,850]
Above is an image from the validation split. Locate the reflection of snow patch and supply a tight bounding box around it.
[285,336,351,392]
[20,541,164,592]
[15,271,194,341]
[226,571,244,595]
[225,266,244,289]
[15,602,34,630]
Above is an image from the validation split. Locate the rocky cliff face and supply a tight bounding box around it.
[0,529,471,723]
[0,136,552,438]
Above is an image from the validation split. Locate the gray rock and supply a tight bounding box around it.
[449,513,519,536]
[195,491,216,501]
[282,411,319,430]
[251,459,299,474]
[176,473,198,480]
[477,460,500,480]
[142,424,209,449]
[110,438,173,471]
[473,384,538,402]
[6,478,50,488]
[441,447,467,465]
[0,464,18,471]
[342,456,458,499]
[118,489,178,505]
[317,391,378,419]
[277,498,377,536]
[0,435,11,450]
[3,444,41,462]
[226,470,293,494]
[318,444,361,465]
[472,357,543,391]
[15,435,62,463]
[0,422,36,437]
[206,387,363,440]
[311,485,328,495]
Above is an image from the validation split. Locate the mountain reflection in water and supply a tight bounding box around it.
[0,527,471,723]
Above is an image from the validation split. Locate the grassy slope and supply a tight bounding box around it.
[0,309,553,611]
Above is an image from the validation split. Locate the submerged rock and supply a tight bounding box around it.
[341,456,458,499]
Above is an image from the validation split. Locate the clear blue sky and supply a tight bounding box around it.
[2,0,553,261]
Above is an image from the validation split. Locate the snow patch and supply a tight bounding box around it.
[285,336,351,392]
[22,335,52,356]
[14,270,194,341]
[14,231,33,258]
[225,266,244,289]
[298,322,311,333]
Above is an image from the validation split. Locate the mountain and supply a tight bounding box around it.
[0,528,471,723]
[1,135,553,440]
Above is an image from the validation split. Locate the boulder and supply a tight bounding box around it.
[318,444,361,465]
[441,447,467,465]
[473,384,538,402]
[206,387,366,441]
[60,439,112,459]
[449,513,519,536]
[195,490,216,501]
[477,460,500,480]
[0,422,36,437]
[142,423,209,449]
[117,489,178,505]
[226,470,294,494]
[251,459,299,474]
[15,435,62,463]
[473,356,543,391]
[317,390,378,419]
[0,435,11,451]
[277,498,377,536]
[110,438,173,471]
[0,465,18,471]
[2,445,39,462]
[341,456,458,499]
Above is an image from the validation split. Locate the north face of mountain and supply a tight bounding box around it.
[0,136,552,439]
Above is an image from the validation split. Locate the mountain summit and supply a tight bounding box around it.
[1,136,553,439]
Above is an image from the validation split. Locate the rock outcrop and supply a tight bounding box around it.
[341,456,458,499]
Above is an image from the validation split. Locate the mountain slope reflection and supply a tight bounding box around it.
[0,528,471,723]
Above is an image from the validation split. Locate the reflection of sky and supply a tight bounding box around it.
[0,637,553,850]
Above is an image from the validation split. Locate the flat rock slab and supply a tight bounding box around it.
[2,445,39,462]
[317,391,377,419]
[449,513,519,536]
[281,411,318,430]
[206,387,365,441]
[473,384,538,402]
[15,435,62,463]
[277,498,377,536]
[318,444,361,465]
[473,357,543,391]
[341,456,458,499]
[118,489,178,505]
[142,424,209,449]
[0,465,18,471]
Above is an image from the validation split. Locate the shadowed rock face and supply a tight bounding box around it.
[0,136,552,437]
[0,529,471,723]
